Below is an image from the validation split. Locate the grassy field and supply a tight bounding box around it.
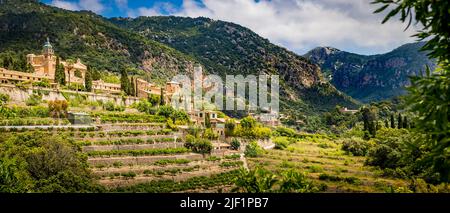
[247,137,408,192]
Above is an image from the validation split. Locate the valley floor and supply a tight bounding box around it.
[248,139,408,192]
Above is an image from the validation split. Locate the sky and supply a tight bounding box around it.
[41,0,419,55]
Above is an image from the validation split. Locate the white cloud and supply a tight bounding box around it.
[79,0,104,13]
[137,2,178,17]
[115,0,128,10]
[135,0,418,55]
[50,0,105,14]
[50,0,81,11]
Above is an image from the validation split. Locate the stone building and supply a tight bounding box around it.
[26,38,56,78]
[26,38,87,85]
[0,39,184,102]
[134,78,161,98]
[164,81,181,104]
[92,79,121,94]
[60,59,87,85]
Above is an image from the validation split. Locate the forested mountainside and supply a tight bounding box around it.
[305,42,436,102]
[0,0,358,118]
[0,0,196,84]
[111,16,358,114]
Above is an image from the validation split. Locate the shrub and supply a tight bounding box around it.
[113,162,123,168]
[157,105,175,118]
[103,101,124,112]
[0,93,10,106]
[307,165,324,173]
[48,100,68,118]
[273,126,297,137]
[206,156,221,161]
[133,100,153,114]
[122,172,136,179]
[154,159,190,165]
[219,161,243,168]
[230,138,240,150]
[26,93,42,106]
[225,154,240,159]
[32,79,50,88]
[87,148,190,157]
[185,136,213,155]
[273,137,290,150]
[279,169,319,193]
[318,173,360,184]
[203,128,218,140]
[244,141,264,157]
[341,137,372,156]
[365,128,411,169]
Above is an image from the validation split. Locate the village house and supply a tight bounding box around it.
[0,39,177,99]
[339,107,358,114]
[92,79,121,94]
[134,78,161,98]
[189,110,226,138]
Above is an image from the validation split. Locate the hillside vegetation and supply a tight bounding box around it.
[305,42,436,102]
[0,0,196,84]
[111,16,359,114]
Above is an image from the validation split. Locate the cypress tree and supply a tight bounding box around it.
[129,77,136,96]
[92,68,101,81]
[85,65,92,92]
[120,69,130,95]
[384,119,389,128]
[205,112,211,128]
[403,116,409,129]
[398,113,403,129]
[390,114,395,128]
[55,57,66,85]
[160,89,165,106]
[362,107,377,137]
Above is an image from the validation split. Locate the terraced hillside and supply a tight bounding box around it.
[0,101,245,192]
[249,134,408,192]
[71,113,243,191]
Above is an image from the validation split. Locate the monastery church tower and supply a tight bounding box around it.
[27,38,57,78]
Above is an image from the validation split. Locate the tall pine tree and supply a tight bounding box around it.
[55,57,65,85]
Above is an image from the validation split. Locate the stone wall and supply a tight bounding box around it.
[0,85,140,106]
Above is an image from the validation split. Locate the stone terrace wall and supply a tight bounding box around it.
[0,85,139,106]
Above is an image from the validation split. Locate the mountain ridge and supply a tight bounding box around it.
[110,16,359,116]
[304,42,436,102]
[0,1,358,121]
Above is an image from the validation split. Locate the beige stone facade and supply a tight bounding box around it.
[60,59,87,85]
[92,79,121,94]
[0,68,54,86]
[0,39,184,105]
[134,78,161,98]
[26,38,87,85]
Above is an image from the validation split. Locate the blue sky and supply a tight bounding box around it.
[41,0,418,55]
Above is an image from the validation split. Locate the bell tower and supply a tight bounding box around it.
[42,37,54,58]
[42,38,56,77]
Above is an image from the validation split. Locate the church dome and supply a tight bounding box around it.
[42,38,54,55]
